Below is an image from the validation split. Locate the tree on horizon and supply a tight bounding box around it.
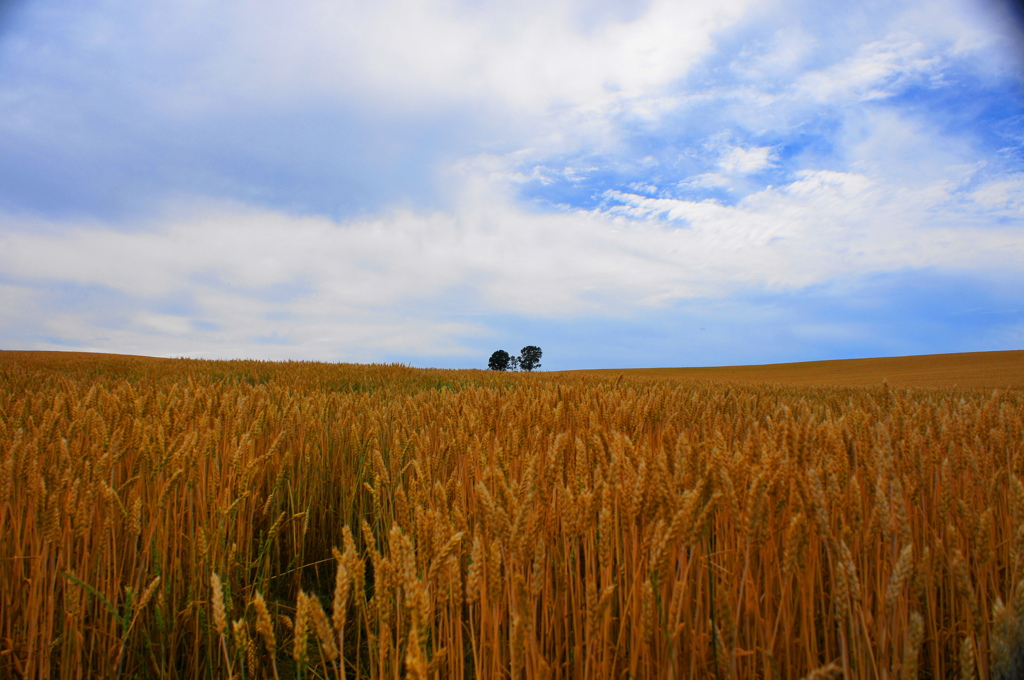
[488,347,542,371]
[519,346,542,371]
[488,349,511,371]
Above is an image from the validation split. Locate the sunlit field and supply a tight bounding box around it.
[1,351,1022,679]
[577,350,1024,391]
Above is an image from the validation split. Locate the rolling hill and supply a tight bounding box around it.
[571,350,1024,390]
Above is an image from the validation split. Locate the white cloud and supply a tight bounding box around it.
[796,32,941,104]
[730,25,819,80]
[0,283,39,340]
[2,157,1021,358]
[135,312,192,336]
[67,0,754,118]
[599,167,1022,289]
[680,173,733,190]
[718,145,773,175]
[972,176,1024,210]
[895,0,1023,63]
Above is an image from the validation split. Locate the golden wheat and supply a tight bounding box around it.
[1,351,1022,678]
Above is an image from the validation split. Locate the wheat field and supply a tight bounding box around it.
[1,350,1022,679]
[577,350,1024,391]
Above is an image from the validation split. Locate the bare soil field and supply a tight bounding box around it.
[574,350,1024,390]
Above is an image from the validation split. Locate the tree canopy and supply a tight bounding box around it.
[519,346,542,371]
[488,346,542,371]
[488,350,511,371]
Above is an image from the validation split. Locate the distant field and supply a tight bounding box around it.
[573,350,1024,390]
[7,349,1021,388]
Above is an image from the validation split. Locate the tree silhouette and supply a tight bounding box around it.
[519,346,542,371]
[488,350,511,371]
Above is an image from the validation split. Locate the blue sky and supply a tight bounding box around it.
[1,0,1022,369]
